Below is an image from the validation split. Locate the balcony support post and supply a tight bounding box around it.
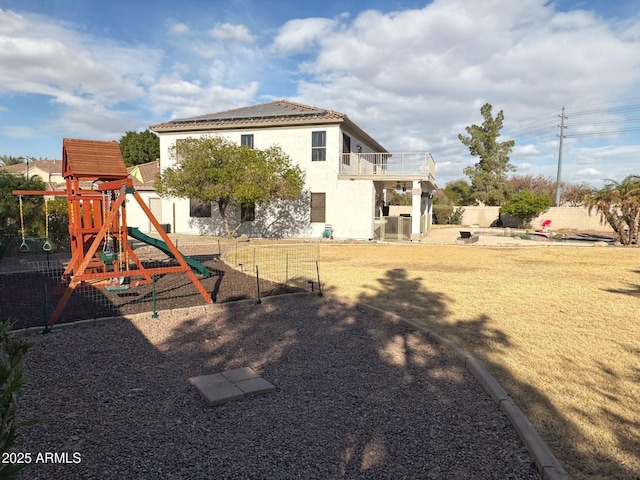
[411,180,423,242]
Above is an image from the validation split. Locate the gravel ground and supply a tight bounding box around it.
[13,294,539,480]
[0,247,301,329]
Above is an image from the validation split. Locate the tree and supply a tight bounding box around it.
[506,174,555,197]
[506,175,592,207]
[442,179,475,205]
[459,103,516,206]
[0,156,24,167]
[119,130,160,167]
[500,190,551,229]
[585,175,640,245]
[386,190,411,206]
[0,172,46,238]
[156,136,305,238]
[560,182,592,207]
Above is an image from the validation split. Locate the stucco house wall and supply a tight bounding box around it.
[156,123,378,239]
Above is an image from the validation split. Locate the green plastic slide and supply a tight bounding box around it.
[127,227,210,278]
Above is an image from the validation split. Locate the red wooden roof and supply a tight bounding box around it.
[62,138,129,181]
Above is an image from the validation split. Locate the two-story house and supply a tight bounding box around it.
[150,100,436,241]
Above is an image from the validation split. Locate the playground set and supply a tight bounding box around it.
[13,138,212,327]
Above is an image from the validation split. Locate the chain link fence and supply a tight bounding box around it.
[0,234,321,329]
[221,242,320,292]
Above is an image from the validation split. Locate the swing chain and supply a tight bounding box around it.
[18,195,52,252]
[18,195,28,252]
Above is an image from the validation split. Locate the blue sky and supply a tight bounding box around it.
[1,0,639,188]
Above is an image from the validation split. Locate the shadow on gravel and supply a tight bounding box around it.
[13,293,539,480]
[356,267,640,480]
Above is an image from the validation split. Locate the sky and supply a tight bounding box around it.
[1,0,639,188]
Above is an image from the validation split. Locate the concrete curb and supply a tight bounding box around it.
[325,294,569,480]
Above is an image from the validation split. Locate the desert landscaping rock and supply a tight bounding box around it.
[13,294,540,480]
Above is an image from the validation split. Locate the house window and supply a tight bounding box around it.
[311,131,326,161]
[241,134,254,148]
[310,193,326,223]
[190,198,211,218]
[241,202,255,222]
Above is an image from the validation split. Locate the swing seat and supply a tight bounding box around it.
[105,284,129,292]
[99,250,116,265]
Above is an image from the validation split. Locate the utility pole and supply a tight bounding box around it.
[555,107,567,206]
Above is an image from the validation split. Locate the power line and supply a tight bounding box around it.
[512,100,640,141]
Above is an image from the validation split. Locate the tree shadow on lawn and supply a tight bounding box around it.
[604,268,640,297]
[356,267,640,480]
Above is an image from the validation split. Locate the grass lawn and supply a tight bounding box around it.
[318,243,640,480]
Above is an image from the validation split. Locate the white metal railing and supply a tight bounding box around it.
[340,152,435,182]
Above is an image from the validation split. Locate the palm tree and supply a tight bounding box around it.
[0,155,24,166]
[585,175,640,245]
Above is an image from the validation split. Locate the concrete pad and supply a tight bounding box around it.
[189,373,244,406]
[189,368,276,406]
[236,377,276,395]
[221,367,260,383]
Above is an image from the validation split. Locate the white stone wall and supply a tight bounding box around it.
[458,205,614,232]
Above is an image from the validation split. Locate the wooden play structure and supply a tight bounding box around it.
[13,138,212,326]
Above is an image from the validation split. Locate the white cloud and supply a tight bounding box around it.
[171,22,190,34]
[1,125,36,138]
[209,23,256,43]
[576,167,602,176]
[148,74,259,119]
[271,18,337,54]
[0,11,159,103]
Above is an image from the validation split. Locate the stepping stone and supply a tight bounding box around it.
[189,373,244,406]
[189,367,275,407]
[236,377,276,395]
[221,367,260,383]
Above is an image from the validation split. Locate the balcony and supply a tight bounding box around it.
[338,152,436,189]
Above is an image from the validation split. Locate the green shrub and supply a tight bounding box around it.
[500,191,552,228]
[432,204,454,225]
[0,321,31,479]
[449,207,465,225]
[46,198,70,252]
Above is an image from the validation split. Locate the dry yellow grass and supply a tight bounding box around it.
[318,243,640,480]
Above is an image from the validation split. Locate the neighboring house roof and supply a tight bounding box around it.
[150,99,387,153]
[2,153,158,193]
[0,160,62,178]
[127,159,159,191]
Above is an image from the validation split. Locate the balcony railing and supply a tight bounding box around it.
[339,152,436,183]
